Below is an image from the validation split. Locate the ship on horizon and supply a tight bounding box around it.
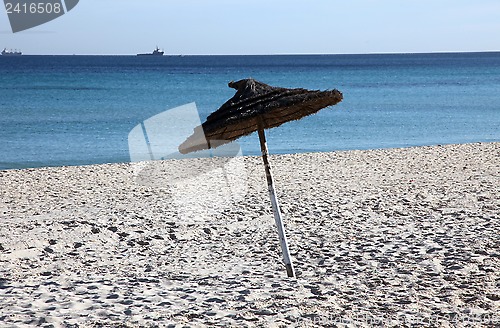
[1,48,22,56]
[137,46,164,57]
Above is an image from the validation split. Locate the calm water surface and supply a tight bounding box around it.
[0,52,499,169]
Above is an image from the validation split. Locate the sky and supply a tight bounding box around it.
[1,0,500,55]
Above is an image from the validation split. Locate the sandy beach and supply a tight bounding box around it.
[0,142,498,327]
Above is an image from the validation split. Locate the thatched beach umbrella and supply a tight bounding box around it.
[179,78,343,277]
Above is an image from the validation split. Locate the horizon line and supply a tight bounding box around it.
[7,50,500,56]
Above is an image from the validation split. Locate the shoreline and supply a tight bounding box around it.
[0,142,498,326]
[1,141,498,172]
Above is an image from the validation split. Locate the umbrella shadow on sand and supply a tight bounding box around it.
[180,79,343,277]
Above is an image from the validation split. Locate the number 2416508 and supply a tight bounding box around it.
[5,2,62,14]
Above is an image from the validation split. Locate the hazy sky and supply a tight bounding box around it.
[1,0,499,55]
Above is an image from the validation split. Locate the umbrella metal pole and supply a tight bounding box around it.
[257,127,295,278]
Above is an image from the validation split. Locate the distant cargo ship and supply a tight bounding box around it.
[137,46,164,56]
[1,48,22,56]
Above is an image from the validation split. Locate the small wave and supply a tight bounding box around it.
[0,86,110,91]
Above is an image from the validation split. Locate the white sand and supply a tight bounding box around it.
[0,142,498,327]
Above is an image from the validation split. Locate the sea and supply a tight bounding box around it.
[1,52,499,170]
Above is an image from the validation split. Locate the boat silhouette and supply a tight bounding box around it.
[137,46,164,56]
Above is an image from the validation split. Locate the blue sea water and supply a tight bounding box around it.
[0,52,499,170]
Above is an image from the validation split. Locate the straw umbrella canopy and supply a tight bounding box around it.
[179,78,343,153]
[179,78,343,277]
